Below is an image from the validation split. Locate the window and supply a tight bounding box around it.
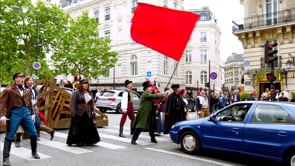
[185,50,192,64]
[200,70,207,84]
[185,71,192,84]
[200,32,207,42]
[104,30,110,38]
[131,0,137,13]
[94,10,99,23]
[250,104,293,123]
[200,49,207,64]
[130,55,138,75]
[265,0,278,25]
[164,57,168,75]
[163,0,168,7]
[215,104,252,122]
[104,70,109,77]
[200,15,207,21]
[105,6,110,21]
[173,62,178,76]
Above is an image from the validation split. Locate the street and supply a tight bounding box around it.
[0,112,279,166]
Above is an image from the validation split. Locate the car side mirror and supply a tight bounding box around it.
[209,115,217,123]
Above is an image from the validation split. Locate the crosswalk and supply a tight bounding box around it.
[0,125,172,162]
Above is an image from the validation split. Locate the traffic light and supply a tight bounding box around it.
[264,41,278,63]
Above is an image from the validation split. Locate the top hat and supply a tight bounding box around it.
[13,72,25,80]
[171,84,180,90]
[142,81,152,90]
[124,80,132,87]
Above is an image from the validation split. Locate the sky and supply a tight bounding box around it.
[183,0,244,61]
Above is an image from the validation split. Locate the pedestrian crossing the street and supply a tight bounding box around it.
[0,125,172,162]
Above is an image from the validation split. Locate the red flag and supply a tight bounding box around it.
[131,3,200,61]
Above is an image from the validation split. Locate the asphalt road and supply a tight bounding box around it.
[0,112,280,166]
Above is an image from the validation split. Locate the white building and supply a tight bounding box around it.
[59,0,222,92]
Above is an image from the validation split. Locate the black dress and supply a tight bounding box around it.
[66,91,100,146]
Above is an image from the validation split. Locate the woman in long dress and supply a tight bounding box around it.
[66,79,100,146]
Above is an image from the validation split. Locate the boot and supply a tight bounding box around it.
[130,120,134,135]
[3,140,11,166]
[149,130,157,143]
[131,129,141,145]
[15,133,22,147]
[119,126,125,137]
[30,138,40,159]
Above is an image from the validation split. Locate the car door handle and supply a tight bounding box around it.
[277,131,287,136]
[232,128,239,134]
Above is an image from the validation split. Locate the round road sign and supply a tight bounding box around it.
[33,62,41,70]
[210,72,217,80]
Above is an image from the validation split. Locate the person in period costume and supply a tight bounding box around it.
[72,73,82,89]
[66,79,100,146]
[195,89,210,118]
[163,84,186,134]
[15,76,55,147]
[0,72,40,166]
[131,81,164,145]
[119,80,136,137]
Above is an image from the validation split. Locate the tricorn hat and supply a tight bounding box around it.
[142,81,152,90]
[124,79,132,87]
[171,84,180,90]
[13,72,25,80]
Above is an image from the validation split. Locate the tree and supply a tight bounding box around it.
[51,12,118,80]
[0,0,70,83]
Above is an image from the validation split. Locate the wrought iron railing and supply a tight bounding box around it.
[232,7,295,32]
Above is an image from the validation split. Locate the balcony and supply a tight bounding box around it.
[232,7,295,33]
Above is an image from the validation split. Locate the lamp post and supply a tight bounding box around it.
[34,16,40,77]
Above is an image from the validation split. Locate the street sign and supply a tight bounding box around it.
[32,62,41,70]
[210,72,217,80]
[146,71,152,78]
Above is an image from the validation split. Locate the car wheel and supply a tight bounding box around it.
[283,149,295,166]
[116,103,122,113]
[180,131,200,154]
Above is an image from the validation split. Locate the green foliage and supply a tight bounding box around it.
[0,0,69,83]
[51,12,118,80]
[291,92,295,101]
[240,92,250,101]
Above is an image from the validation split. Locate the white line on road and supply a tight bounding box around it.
[0,143,51,161]
[145,148,235,166]
[38,138,92,154]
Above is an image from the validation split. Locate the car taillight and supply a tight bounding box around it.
[108,98,116,101]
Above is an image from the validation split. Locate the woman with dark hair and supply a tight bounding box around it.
[72,73,82,89]
[66,79,100,146]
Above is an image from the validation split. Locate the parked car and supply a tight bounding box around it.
[95,90,141,113]
[169,101,295,166]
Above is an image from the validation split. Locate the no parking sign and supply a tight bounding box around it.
[210,72,217,80]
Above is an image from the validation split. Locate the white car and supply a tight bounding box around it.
[95,90,141,113]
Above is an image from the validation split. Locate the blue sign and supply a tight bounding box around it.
[33,62,41,70]
[210,72,217,80]
[244,61,250,66]
[146,71,152,77]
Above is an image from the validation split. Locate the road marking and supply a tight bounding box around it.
[95,142,125,150]
[0,143,51,161]
[38,138,92,154]
[145,148,235,166]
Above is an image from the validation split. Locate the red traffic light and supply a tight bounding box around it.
[268,43,278,49]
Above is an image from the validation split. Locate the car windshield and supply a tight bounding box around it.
[102,91,115,97]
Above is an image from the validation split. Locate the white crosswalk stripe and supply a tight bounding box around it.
[0,125,171,162]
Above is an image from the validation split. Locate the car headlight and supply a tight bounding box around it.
[171,125,175,129]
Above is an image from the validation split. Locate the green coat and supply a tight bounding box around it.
[134,91,164,130]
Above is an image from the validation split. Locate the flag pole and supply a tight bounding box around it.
[165,61,179,89]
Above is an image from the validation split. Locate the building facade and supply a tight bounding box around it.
[59,0,222,92]
[224,53,244,92]
[233,0,295,98]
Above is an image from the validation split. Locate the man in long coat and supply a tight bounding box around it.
[131,81,164,145]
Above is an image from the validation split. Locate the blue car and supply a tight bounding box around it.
[170,101,295,166]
